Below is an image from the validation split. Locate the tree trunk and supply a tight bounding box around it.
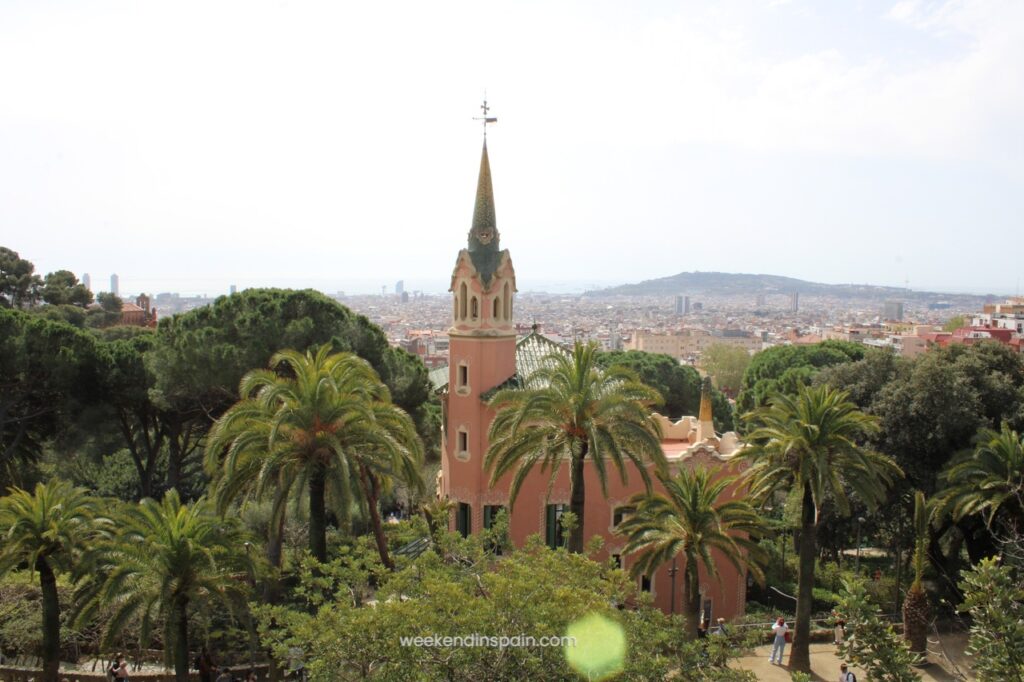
[117,410,154,500]
[903,586,929,657]
[568,446,587,553]
[309,461,328,562]
[790,482,817,672]
[167,424,183,494]
[36,557,60,682]
[173,598,190,682]
[359,463,395,570]
[683,561,701,640]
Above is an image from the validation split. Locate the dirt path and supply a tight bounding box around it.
[733,643,965,681]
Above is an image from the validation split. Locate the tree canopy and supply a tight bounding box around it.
[598,350,734,431]
[0,308,102,487]
[145,289,435,496]
[0,247,42,309]
[700,344,751,398]
[737,340,865,413]
[41,270,92,307]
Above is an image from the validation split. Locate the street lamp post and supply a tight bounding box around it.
[855,516,867,575]
[668,558,678,614]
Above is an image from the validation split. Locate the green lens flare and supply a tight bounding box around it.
[564,612,626,680]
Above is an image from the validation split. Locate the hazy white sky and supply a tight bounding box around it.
[1,0,1022,295]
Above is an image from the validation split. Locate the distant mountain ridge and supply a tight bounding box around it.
[584,271,975,300]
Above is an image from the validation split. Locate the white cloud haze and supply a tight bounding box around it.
[0,0,1021,295]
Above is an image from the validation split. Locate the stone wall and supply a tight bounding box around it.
[0,664,270,682]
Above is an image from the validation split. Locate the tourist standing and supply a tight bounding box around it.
[834,614,846,645]
[769,617,788,664]
[197,647,216,682]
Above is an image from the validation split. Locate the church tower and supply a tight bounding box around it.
[443,136,517,535]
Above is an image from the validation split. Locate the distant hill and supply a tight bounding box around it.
[584,271,966,300]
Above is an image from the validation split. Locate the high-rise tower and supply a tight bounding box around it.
[443,137,517,536]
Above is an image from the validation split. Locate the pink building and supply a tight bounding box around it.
[436,140,749,621]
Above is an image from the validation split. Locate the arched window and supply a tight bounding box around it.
[493,296,501,320]
[459,282,468,320]
[470,296,479,320]
[453,295,459,321]
[503,282,511,320]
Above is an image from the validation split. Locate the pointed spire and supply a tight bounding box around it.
[466,140,502,288]
[469,141,499,251]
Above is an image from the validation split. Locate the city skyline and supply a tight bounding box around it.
[56,270,1019,299]
[2,1,1022,294]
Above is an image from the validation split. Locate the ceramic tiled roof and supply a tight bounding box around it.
[428,366,450,392]
[428,331,570,397]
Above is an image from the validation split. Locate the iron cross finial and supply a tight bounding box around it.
[473,94,498,137]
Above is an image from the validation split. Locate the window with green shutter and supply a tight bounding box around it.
[456,502,471,538]
[483,505,504,529]
[545,504,566,549]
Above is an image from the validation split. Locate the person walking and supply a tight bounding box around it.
[834,614,846,645]
[839,662,856,682]
[197,647,216,682]
[769,617,789,664]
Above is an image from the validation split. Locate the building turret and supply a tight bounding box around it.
[696,376,716,442]
[443,128,518,537]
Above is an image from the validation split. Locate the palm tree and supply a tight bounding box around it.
[206,345,423,567]
[74,491,252,682]
[0,480,108,682]
[936,424,1024,530]
[615,467,767,639]
[740,384,901,672]
[486,341,666,553]
[903,491,930,657]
